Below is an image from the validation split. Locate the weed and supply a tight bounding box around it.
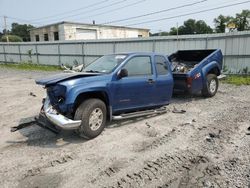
[221,75,250,85]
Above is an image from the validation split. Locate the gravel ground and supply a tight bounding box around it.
[0,68,249,188]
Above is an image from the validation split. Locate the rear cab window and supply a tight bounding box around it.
[155,55,168,75]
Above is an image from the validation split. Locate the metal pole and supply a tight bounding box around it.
[205,35,208,49]
[18,44,22,62]
[152,40,156,52]
[176,22,179,50]
[113,42,116,53]
[224,35,228,73]
[58,43,61,66]
[82,42,85,67]
[35,44,39,64]
[3,16,9,43]
[3,44,7,62]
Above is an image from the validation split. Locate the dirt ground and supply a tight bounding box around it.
[0,68,249,188]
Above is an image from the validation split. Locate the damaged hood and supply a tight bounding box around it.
[36,72,102,86]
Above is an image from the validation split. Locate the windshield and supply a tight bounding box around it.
[82,54,128,73]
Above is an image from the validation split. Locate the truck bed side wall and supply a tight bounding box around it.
[171,49,223,94]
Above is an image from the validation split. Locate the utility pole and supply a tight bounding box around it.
[176,22,179,50]
[4,16,9,42]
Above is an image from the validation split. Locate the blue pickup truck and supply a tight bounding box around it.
[32,49,222,139]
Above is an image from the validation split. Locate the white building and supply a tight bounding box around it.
[29,21,149,42]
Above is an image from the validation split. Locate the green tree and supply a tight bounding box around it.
[158,31,169,36]
[2,28,10,35]
[179,19,196,34]
[169,27,178,35]
[1,35,23,42]
[195,20,213,34]
[214,15,233,33]
[169,19,213,35]
[150,31,169,36]
[11,23,34,41]
[234,9,250,31]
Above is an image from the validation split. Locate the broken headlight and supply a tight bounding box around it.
[47,84,67,106]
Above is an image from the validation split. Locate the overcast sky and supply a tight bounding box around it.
[0,0,249,33]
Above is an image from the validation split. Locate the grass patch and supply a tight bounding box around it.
[221,75,250,86]
[0,62,62,71]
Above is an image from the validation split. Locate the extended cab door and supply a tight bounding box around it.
[153,55,174,105]
[111,55,156,112]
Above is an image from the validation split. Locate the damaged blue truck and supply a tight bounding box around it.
[13,49,223,139]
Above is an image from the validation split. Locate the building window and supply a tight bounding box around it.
[35,35,39,41]
[138,35,143,37]
[54,32,59,41]
[44,34,49,41]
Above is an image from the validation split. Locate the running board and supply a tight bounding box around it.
[112,107,167,120]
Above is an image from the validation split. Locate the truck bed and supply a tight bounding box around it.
[169,49,222,94]
[169,50,216,74]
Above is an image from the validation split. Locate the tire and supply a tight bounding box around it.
[202,74,219,97]
[74,98,107,139]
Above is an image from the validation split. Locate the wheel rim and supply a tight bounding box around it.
[209,79,217,93]
[89,108,103,131]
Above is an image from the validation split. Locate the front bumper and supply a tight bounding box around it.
[41,97,82,130]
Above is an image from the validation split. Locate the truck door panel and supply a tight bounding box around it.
[111,56,155,111]
[154,55,173,104]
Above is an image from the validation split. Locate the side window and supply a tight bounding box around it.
[155,55,168,75]
[123,56,152,76]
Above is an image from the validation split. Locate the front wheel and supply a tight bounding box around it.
[74,98,107,139]
[202,74,218,97]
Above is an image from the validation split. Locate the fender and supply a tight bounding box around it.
[65,81,111,106]
[201,61,220,85]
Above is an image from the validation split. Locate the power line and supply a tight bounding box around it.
[35,0,128,24]
[101,0,208,24]
[99,0,242,27]
[75,0,146,21]
[125,0,250,26]
[30,0,109,21]
[7,16,40,25]
[1,0,128,26]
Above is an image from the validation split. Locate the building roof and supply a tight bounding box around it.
[29,21,149,31]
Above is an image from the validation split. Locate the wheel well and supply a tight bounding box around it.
[74,91,109,116]
[207,67,220,76]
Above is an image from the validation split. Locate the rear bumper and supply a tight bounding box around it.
[41,97,81,130]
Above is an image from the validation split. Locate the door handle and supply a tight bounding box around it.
[147,79,155,84]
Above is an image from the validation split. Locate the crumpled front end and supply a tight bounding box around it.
[40,97,81,130]
[46,84,68,114]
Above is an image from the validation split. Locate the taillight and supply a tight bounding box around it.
[186,77,192,88]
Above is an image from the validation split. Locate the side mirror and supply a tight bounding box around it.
[117,68,128,79]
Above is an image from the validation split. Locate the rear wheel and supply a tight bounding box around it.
[74,98,107,139]
[202,74,218,97]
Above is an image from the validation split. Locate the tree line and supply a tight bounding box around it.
[0,9,249,41]
[151,9,250,36]
[0,23,34,42]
